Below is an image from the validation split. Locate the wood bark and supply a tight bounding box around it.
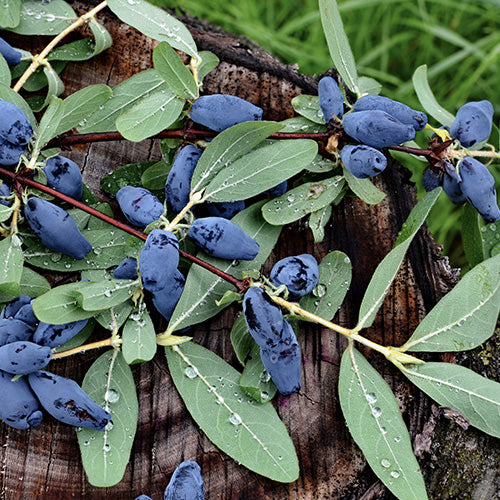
[1,3,499,499]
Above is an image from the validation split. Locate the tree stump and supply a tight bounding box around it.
[1,3,499,499]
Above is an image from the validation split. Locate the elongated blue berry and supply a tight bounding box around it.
[0,318,33,346]
[33,319,89,348]
[451,100,494,148]
[152,270,185,321]
[188,217,259,260]
[43,155,83,200]
[28,371,111,430]
[422,168,442,192]
[0,138,26,166]
[340,144,387,179]
[113,256,138,280]
[0,38,21,66]
[190,94,263,132]
[0,99,32,146]
[116,186,164,228]
[204,200,246,219]
[270,254,319,298]
[164,461,205,500]
[0,181,11,206]
[342,110,416,148]
[442,163,466,205]
[354,94,428,131]
[1,295,31,319]
[24,197,92,260]
[265,181,287,197]
[0,341,52,375]
[318,76,344,122]
[14,302,38,326]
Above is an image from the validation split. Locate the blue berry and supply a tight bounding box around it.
[354,94,428,131]
[165,144,202,214]
[24,197,92,260]
[28,371,111,430]
[204,200,246,219]
[33,319,89,348]
[342,110,416,148]
[340,144,387,179]
[318,76,344,122]
[113,257,138,280]
[0,37,21,66]
[243,287,283,349]
[0,138,26,166]
[116,186,164,228]
[43,155,83,200]
[164,460,205,500]
[190,94,263,132]
[0,371,42,430]
[442,163,466,205]
[152,270,185,321]
[0,99,33,146]
[270,254,319,298]
[422,168,442,192]
[139,230,179,292]
[1,295,31,319]
[188,217,260,260]
[135,496,153,500]
[264,181,288,197]
[14,302,38,326]
[0,181,11,206]
[459,156,500,223]
[0,318,34,346]
[0,341,52,375]
[450,100,494,148]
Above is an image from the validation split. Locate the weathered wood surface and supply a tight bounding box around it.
[1,3,499,499]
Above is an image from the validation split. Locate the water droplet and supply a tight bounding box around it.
[365,393,377,404]
[104,421,114,431]
[390,470,400,478]
[104,290,112,297]
[50,253,62,262]
[83,440,90,446]
[216,395,224,405]
[261,391,269,400]
[103,444,111,452]
[380,427,387,435]
[229,413,242,425]
[184,367,198,379]
[394,436,401,443]
[45,14,55,22]
[105,389,120,403]
[259,371,271,383]
[344,256,351,264]
[93,247,102,255]
[372,407,382,418]
[287,194,295,202]
[381,459,391,468]
[313,284,326,297]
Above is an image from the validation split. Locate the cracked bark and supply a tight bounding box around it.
[1,3,499,499]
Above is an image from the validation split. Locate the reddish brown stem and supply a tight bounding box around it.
[387,145,433,157]
[0,167,245,292]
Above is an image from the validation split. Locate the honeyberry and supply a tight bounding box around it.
[0,341,52,375]
[24,197,92,260]
[0,318,34,346]
[14,302,37,326]
[265,180,288,197]
[151,270,185,321]
[318,76,344,122]
[139,230,179,292]
[33,319,89,348]
[270,254,319,298]
[1,295,31,319]
[190,94,263,132]
[450,100,494,148]
[354,94,428,131]
[134,496,153,500]
[165,144,202,214]
[340,144,387,179]
[0,138,27,166]
[422,168,442,192]
[43,155,83,200]
[0,99,33,146]
[204,200,246,219]
[0,37,21,66]
[342,110,416,149]
[188,217,260,260]
[113,256,138,280]
[28,371,111,430]
[442,163,466,205]
[116,186,164,228]
[0,181,11,206]
[163,460,205,500]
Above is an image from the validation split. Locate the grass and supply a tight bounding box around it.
[151,0,500,267]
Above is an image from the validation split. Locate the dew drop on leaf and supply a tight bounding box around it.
[184,367,198,379]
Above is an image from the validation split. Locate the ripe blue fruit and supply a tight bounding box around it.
[135,496,153,500]
[318,76,344,122]
[152,270,185,321]
[354,94,428,131]
[43,155,83,200]
[190,94,263,132]
[0,38,21,66]
[33,319,89,348]
[1,295,31,319]
[340,144,387,179]
[188,217,260,260]
[459,157,500,223]
[113,256,138,280]
[14,302,38,326]
[442,163,466,205]
[0,99,33,146]
[0,138,27,166]
[163,460,205,500]
[0,371,42,430]
[342,110,416,148]
[0,318,34,346]
[243,287,283,349]
[116,186,164,228]
[450,100,494,148]
[0,181,11,206]
[139,230,179,292]
[165,144,202,214]
[270,254,319,298]
[28,371,111,430]
[0,341,52,375]
[24,197,92,260]
[204,200,246,219]
[422,168,442,192]
[265,180,287,197]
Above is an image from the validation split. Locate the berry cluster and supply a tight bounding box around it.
[0,295,110,430]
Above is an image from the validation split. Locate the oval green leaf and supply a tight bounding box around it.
[343,169,386,205]
[122,306,157,364]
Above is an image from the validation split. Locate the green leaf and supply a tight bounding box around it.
[78,350,138,487]
[300,251,352,321]
[54,85,112,137]
[305,154,336,173]
[356,76,382,96]
[48,39,96,62]
[33,96,64,150]
[115,89,185,142]
[280,116,327,134]
[191,121,283,195]
[79,69,171,133]
[32,64,65,112]
[0,201,13,223]
[165,342,299,482]
[153,41,197,99]
[100,161,158,195]
[122,305,157,364]
[239,345,278,403]
[308,205,332,243]
[462,204,485,268]
[166,200,281,334]
[0,0,21,28]
[339,347,428,500]
[87,203,114,230]
[0,83,36,127]
[343,169,386,205]
[74,279,140,311]
[88,18,113,56]
[319,0,359,94]
[198,50,219,81]
[262,175,345,225]
[141,160,172,191]
[0,235,23,297]
[412,65,454,128]
[0,55,10,87]
[402,253,500,352]
[230,313,254,366]
[107,0,198,58]
[19,267,50,298]
[401,362,500,439]
[32,282,96,324]
[9,0,75,35]
[482,221,500,259]
[357,189,441,330]
[95,301,134,331]
[203,139,318,202]
[291,95,325,124]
